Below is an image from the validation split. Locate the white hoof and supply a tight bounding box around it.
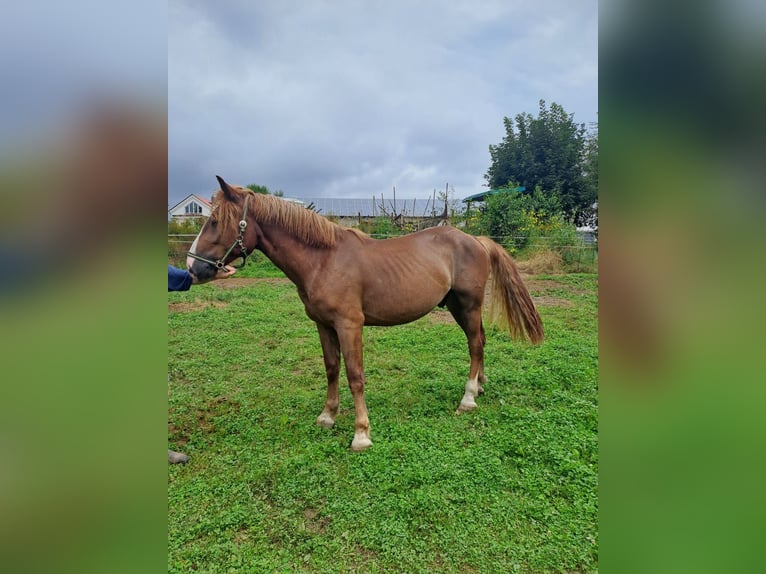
[455,399,478,414]
[316,413,336,429]
[350,435,372,451]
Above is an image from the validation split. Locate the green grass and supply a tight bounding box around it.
[168,264,598,573]
[233,252,289,278]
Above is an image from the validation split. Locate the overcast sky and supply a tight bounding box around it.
[169,0,597,206]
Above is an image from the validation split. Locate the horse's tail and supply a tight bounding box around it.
[476,237,544,345]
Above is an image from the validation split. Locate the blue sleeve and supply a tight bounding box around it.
[168,265,193,291]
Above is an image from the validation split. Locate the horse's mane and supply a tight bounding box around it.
[212,186,368,247]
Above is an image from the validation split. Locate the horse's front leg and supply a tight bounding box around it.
[336,321,372,451]
[315,323,341,429]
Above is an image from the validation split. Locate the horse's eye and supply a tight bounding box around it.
[210,219,217,228]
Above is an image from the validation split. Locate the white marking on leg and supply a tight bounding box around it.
[350,429,372,451]
[316,410,336,429]
[456,376,480,414]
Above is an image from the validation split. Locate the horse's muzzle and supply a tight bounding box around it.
[188,258,217,283]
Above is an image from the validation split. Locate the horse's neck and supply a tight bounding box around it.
[255,222,323,289]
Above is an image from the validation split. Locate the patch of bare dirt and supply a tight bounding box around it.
[168,300,229,313]
[349,545,379,571]
[423,289,573,324]
[516,249,564,275]
[167,422,188,447]
[168,396,241,443]
[524,279,570,292]
[194,396,241,434]
[302,507,331,534]
[427,309,455,325]
[212,277,291,289]
[527,278,592,297]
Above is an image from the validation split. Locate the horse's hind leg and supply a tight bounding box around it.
[316,323,341,429]
[445,293,486,414]
[477,322,487,394]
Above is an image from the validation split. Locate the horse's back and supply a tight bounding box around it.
[370,225,482,254]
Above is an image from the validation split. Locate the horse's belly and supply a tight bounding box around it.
[358,255,453,326]
[362,297,442,326]
[363,312,430,327]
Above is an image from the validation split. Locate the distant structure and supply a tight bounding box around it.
[462,186,525,206]
[168,194,212,220]
[168,188,467,231]
[292,187,457,230]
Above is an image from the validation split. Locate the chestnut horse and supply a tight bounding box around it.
[188,176,543,451]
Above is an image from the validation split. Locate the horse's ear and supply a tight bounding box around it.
[215,175,236,201]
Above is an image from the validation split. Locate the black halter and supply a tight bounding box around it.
[187,194,251,270]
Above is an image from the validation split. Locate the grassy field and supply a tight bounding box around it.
[168,256,597,573]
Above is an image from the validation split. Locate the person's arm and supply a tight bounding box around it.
[168,265,193,291]
[168,265,236,291]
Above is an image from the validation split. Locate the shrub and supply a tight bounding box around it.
[527,213,585,267]
[359,216,406,237]
[168,216,205,234]
[471,185,562,253]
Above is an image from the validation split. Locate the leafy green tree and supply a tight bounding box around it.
[486,100,596,224]
[247,184,287,197]
[246,183,270,195]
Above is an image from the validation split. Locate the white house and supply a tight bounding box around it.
[168,194,213,219]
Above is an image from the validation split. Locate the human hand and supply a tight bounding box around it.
[215,265,236,279]
[189,264,236,285]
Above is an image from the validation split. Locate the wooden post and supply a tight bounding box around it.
[393,186,397,215]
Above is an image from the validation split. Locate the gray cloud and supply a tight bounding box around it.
[169,0,597,204]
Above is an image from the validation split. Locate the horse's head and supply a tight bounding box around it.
[186,176,253,283]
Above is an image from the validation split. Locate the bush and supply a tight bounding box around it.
[469,185,562,253]
[168,216,205,234]
[466,185,594,271]
[167,217,205,266]
[527,213,585,267]
[359,216,406,237]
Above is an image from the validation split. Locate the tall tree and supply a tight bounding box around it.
[247,183,287,197]
[246,183,270,195]
[486,100,595,224]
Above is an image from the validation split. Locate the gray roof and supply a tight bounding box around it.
[292,197,452,217]
[462,187,525,203]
